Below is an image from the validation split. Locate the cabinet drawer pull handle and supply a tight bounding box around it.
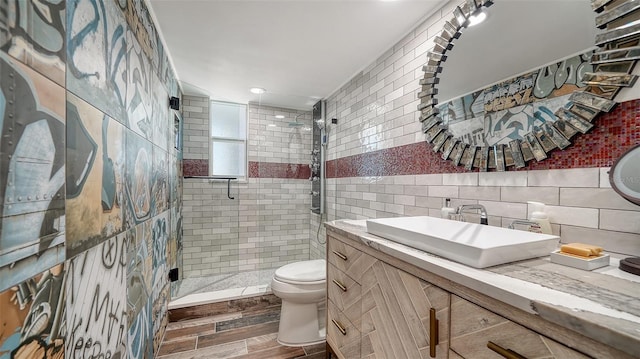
[332,250,348,261]
[487,341,528,359]
[331,319,347,335]
[332,279,347,292]
[429,308,440,358]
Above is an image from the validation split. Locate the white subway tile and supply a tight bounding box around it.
[415,174,443,186]
[528,168,599,188]
[428,185,458,198]
[561,188,640,210]
[404,206,431,216]
[443,172,478,186]
[479,171,528,187]
[394,175,416,185]
[363,192,377,201]
[384,203,405,215]
[544,205,599,228]
[600,209,640,234]
[600,167,612,188]
[479,200,527,219]
[459,186,500,201]
[394,194,416,206]
[404,185,429,197]
[501,186,559,205]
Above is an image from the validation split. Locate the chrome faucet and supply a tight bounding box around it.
[455,204,488,225]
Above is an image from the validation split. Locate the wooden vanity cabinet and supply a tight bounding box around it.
[360,260,449,359]
[326,226,637,359]
[449,295,590,359]
[327,235,449,359]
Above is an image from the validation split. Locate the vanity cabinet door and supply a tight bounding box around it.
[327,299,361,359]
[360,260,449,359]
[328,263,362,329]
[450,295,590,359]
[327,236,376,283]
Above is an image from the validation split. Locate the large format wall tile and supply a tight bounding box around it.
[0,53,66,292]
[1,0,183,358]
[66,93,126,258]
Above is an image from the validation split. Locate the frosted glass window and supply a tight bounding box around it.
[212,141,245,176]
[210,101,247,178]
[211,102,246,139]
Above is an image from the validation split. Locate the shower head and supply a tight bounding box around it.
[315,119,325,129]
[288,114,305,127]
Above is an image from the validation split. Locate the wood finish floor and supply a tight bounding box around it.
[159,294,326,359]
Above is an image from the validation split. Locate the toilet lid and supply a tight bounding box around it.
[274,259,326,283]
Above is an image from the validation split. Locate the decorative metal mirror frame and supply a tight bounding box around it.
[418,0,640,171]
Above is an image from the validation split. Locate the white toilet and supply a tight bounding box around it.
[271,259,327,346]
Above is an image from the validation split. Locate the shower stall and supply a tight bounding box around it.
[173,98,324,302]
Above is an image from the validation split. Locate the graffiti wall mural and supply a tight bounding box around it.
[1,0,183,357]
[66,0,128,122]
[0,0,66,86]
[437,51,594,147]
[124,131,153,227]
[65,233,128,359]
[152,145,169,216]
[0,53,66,292]
[0,265,65,359]
[66,93,127,258]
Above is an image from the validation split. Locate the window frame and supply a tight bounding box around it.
[209,100,248,180]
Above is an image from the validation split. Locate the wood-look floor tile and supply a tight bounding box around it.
[167,313,242,330]
[162,294,327,359]
[238,304,282,317]
[158,340,247,359]
[217,311,280,332]
[302,343,326,355]
[158,337,198,356]
[198,321,280,348]
[245,333,280,352]
[230,344,305,359]
[227,295,281,312]
[295,352,326,359]
[164,323,216,341]
[169,301,230,322]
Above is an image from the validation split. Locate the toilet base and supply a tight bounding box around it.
[276,300,326,346]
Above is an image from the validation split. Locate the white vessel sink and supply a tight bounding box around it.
[366,216,559,268]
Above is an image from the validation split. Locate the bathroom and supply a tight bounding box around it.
[1,0,639,358]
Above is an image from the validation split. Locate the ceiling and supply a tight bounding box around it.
[149,0,446,110]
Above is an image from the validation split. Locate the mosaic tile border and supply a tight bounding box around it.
[183,160,311,179]
[327,99,640,178]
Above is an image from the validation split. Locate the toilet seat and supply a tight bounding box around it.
[274,259,326,284]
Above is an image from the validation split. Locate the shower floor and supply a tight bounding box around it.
[170,269,277,309]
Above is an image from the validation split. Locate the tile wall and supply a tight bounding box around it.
[0,0,183,357]
[182,98,314,278]
[314,0,640,259]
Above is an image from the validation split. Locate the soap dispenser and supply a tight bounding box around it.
[441,198,455,219]
[528,201,552,235]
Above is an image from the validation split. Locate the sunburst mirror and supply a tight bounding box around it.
[418,0,640,171]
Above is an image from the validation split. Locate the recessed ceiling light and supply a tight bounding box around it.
[468,11,487,27]
[250,87,266,94]
[275,115,285,119]
[268,124,277,127]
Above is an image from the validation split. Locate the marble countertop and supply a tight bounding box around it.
[325,219,640,358]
